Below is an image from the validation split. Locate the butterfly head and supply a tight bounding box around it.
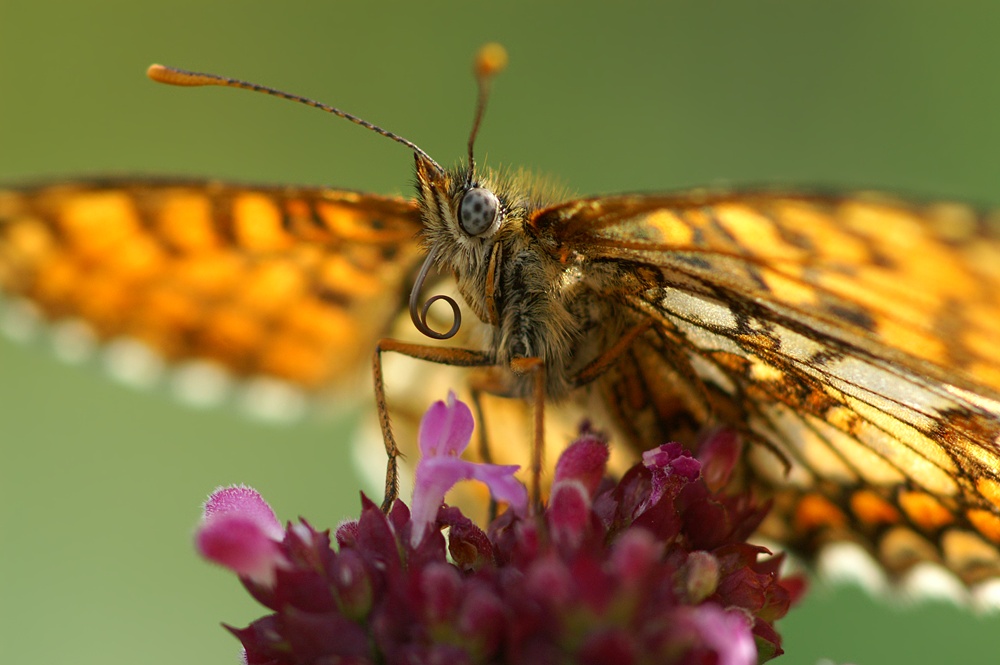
[407,153,527,339]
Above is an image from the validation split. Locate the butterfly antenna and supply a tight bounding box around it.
[465,43,508,186]
[146,63,444,173]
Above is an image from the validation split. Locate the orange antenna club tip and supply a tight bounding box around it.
[146,64,216,87]
[475,43,509,79]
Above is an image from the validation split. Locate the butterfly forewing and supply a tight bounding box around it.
[0,180,423,389]
[533,191,1000,582]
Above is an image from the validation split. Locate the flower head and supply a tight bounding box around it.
[196,398,805,664]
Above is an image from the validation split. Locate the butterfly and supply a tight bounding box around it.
[2,44,1000,595]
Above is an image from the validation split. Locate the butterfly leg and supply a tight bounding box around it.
[373,338,495,512]
[467,371,506,520]
[572,319,654,388]
[510,356,546,508]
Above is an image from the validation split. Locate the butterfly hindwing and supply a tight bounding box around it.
[533,191,1000,583]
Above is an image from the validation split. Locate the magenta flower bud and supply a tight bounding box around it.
[330,548,372,620]
[698,428,742,492]
[421,562,463,623]
[456,584,504,657]
[547,479,592,550]
[202,485,283,540]
[579,629,637,665]
[553,435,609,496]
[334,518,360,549]
[441,507,494,571]
[609,528,662,588]
[641,442,701,512]
[643,441,701,481]
[682,550,721,604]
[525,556,574,607]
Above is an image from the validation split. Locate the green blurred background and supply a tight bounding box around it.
[2,2,999,663]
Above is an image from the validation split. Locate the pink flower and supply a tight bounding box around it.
[196,485,285,586]
[195,398,805,664]
[409,391,527,546]
[665,604,758,665]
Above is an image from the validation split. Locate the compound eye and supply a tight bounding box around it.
[458,187,501,236]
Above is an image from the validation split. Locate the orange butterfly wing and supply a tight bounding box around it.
[533,191,1000,584]
[0,180,424,392]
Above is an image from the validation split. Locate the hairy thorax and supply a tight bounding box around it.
[472,233,638,400]
[415,158,636,401]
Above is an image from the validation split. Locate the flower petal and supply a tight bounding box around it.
[410,457,470,546]
[411,393,525,546]
[411,457,526,547]
[468,462,528,512]
[547,479,591,549]
[671,605,757,665]
[553,436,609,496]
[198,486,285,585]
[203,485,283,540]
[197,513,284,584]
[418,390,474,457]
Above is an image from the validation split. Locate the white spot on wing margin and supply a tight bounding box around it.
[240,377,307,423]
[171,361,233,408]
[103,338,164,389]
[817,541,889,595]
[0,298,41,342]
